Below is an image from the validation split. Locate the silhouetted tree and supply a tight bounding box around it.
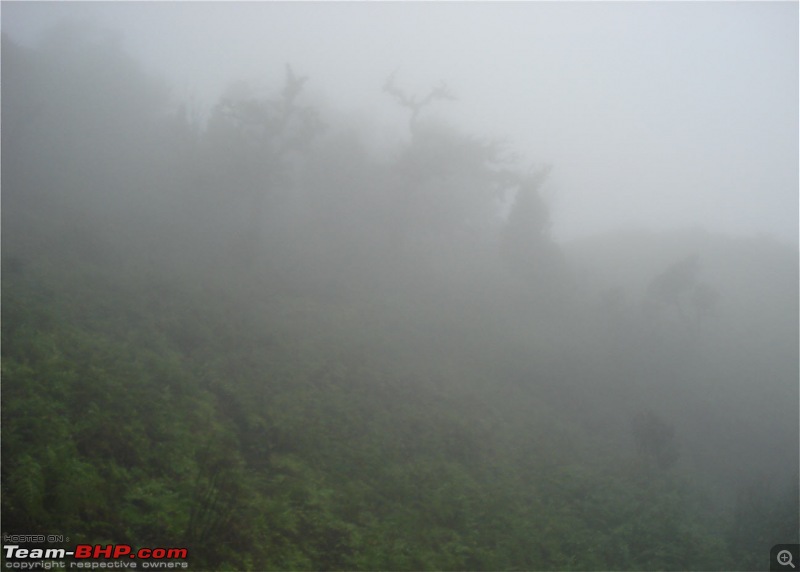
[631,410,679,471]
[204,65,324,260]
[645,255,698,308]
[2,24,167,208]
[500,167,564,294]
[644,255,720,324]
[383,71,457,135]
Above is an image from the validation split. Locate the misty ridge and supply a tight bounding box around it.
[2,18,798,572]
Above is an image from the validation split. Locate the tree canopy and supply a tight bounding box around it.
[2,27,796,572]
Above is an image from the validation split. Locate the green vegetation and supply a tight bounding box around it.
[0,231,741,571]
[2,25,797,571]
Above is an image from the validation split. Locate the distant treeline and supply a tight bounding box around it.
[2,24,797,571]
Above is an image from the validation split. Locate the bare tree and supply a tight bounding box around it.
[205,64,325,262]
[383,70,457,134]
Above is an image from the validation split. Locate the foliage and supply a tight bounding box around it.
[500,166,565,294]
[631,409,679,472]
[643,255,720,324]
[2,28,794,572]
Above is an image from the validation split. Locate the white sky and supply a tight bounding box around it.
[2,1,797,244]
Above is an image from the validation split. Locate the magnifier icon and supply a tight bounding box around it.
[778,550,795,568]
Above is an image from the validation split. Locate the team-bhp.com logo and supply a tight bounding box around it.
[4,544,188,569]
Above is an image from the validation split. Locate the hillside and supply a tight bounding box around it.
[2,27,798,571]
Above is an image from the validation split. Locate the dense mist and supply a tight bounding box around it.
[2,4,798,571]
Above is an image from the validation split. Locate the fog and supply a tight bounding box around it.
[4,1,797,243]
[1,3,798,571]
